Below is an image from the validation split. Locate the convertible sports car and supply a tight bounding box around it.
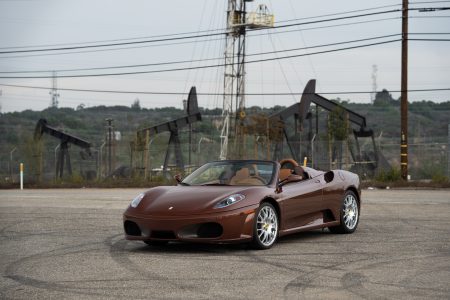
[123,159,360,249]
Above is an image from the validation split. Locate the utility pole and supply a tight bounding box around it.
[401,0,408,180]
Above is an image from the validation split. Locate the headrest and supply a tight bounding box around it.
[279,158,299,169]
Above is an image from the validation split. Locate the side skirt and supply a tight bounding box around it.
[279,220,340,237]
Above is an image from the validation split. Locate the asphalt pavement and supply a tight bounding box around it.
[0,188,449,299]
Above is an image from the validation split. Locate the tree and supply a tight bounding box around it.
[131,98,141,111]
[373,89,395,106]
[328,106,350,169]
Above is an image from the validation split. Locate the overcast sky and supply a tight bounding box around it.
[0,0,449,112]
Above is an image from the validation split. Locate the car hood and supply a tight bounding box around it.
[129,185,267,216]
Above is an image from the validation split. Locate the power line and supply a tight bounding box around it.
[409,6,450,10]
[0,17,402,60]
[275,4,400,23]
[0,34,400,74]
[409,38,450,41]
[1,83,448,96]
[410,1,450,4]
[0,4,401,51]
[410,15,450,18]
[0,39,401,79]
[0,9,401,55]
[409,32,450,34]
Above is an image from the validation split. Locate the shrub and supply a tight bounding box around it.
[375,168,402,182]
[431,174,449,184]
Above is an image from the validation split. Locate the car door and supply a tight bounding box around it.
[280,174,324,230]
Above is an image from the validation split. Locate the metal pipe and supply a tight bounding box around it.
[54,144,60,180]
[99,142,105,179]
[197,137,212,166]
[9,147,16,183]
[448,124,450,179]
[147,137,156,180]
[311,134,316,168]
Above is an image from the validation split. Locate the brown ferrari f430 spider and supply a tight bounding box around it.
[123,159,360,249]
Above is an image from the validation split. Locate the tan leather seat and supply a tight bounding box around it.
[230,168,249,185]
[279,168,292,181]
[230,168,264,186]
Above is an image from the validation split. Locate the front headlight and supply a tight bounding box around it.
[130,193,144,208]
[215,194,245,209]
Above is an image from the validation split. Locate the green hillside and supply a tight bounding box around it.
[0,96,449,184]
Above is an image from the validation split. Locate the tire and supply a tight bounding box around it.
[252,202,279,250]
[329,190,359,234]
[144,240,169,246]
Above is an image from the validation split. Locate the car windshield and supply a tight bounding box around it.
[182,161,276,186]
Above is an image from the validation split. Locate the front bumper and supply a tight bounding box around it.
[123,205,257,243]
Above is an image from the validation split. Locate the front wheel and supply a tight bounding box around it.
[252,203,279,250]
[329,190,359,234]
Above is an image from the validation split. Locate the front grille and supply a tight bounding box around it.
[151,230,176,239]
[124,221,141,236]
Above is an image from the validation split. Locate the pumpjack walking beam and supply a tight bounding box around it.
[137,86,201,176]
[270,79,380,170]
[34,118,91,178]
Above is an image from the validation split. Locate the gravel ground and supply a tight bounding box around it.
[0,188,449,299]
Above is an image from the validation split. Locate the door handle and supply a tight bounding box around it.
[314,179,321,183]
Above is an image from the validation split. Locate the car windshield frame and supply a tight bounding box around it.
[182,160,277,187]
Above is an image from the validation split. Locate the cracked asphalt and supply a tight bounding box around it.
[0,188,449,299]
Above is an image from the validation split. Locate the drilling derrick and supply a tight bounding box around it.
[219,1,273,160]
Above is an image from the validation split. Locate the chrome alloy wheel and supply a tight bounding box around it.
[343,194,359,230]
[256,205,278,246]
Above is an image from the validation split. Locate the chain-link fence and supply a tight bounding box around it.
[1,133,449,185]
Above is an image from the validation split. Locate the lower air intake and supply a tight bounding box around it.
[197,222,223,238]
[124,221,141,236]
[151,230,176,239]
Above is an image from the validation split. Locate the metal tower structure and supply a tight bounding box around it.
[371,64,378,103]
[219,1,273,160]
[49,71,59,108]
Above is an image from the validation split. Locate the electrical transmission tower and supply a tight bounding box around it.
[219,1,273,160]
[371,64,378,103]
[49,71,60,108]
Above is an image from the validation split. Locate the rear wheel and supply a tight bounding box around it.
[329,190,359,234]
[252,203,279,250]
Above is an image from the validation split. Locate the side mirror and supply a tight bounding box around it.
[324,171,334,183]
[174,174,182,184]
